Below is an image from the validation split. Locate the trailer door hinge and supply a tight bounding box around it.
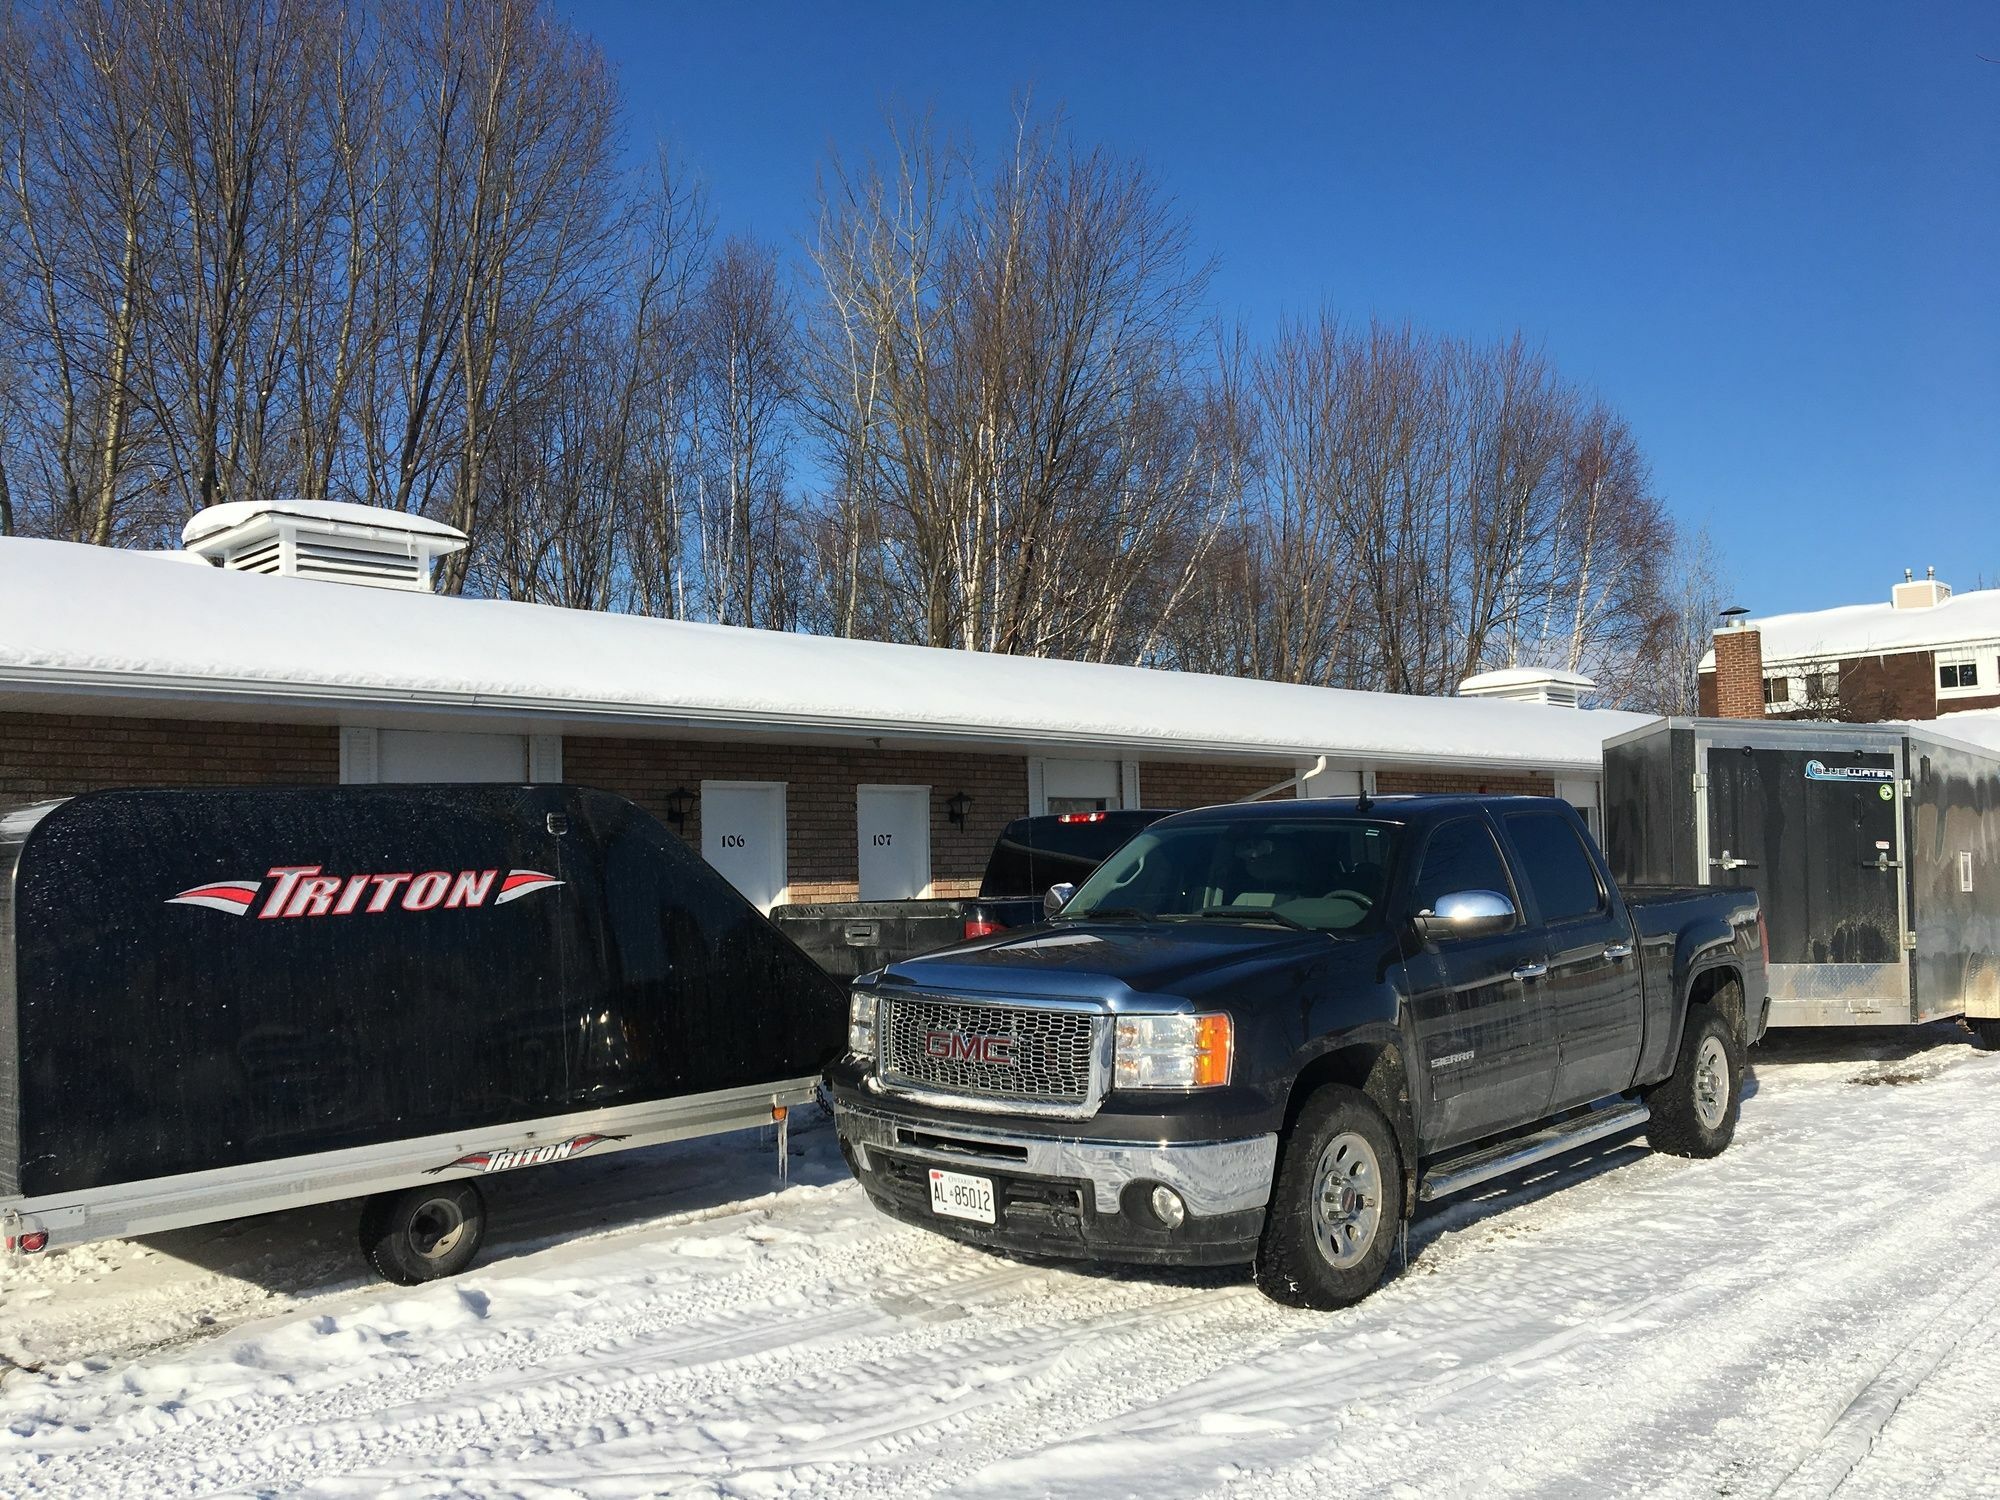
[1693,772,1708,792]
[546,812,570,836]
[1903,931,1918,951]
[1900,779,1912,798]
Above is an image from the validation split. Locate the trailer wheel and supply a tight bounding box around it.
[1255,1084,1400,1310]
[1969,1018,2000,1052]
[1645,1006,1741,1159]
[359,1181,486,1285]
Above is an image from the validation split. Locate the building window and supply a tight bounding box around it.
[1763,676,1790,706]
[1803,671,1838,702]
[1941,661,1981,691]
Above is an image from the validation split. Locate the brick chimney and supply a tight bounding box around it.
[1712,619,1766,719]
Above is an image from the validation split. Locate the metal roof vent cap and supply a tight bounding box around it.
[181,500,469,593]
[1457,666,1596,708]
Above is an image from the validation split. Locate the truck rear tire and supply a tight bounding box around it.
[1645,1006,1741,1159]
[1255,1085,1400,1310]
[359,1181,486,1285]
[1967,1018,2000,1052]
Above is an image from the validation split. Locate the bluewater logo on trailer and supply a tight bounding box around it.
[427,1132,627,1175]
[1803,760,1895,785]
[165,866,564,917]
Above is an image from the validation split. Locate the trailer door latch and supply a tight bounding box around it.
[546,813,570,836]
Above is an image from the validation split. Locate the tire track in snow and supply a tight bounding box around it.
[0,1211,1009,1498]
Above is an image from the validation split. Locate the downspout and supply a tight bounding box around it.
[1243,755,1329,803]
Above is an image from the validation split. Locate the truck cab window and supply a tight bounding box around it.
[1502,810,1606,923]
[1411,817,1516,919]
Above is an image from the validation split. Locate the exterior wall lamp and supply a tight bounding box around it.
[665,785,697,830]
[946,791,973,829]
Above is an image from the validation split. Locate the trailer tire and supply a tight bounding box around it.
[1255,1085,1400,1310]
[359,1181,486,1285]
[1969,1018,2000,1052]
[1646,1006,1741,1159]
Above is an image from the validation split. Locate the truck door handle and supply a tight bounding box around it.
[1512,963,1549,982]
[1603,943,1633,961]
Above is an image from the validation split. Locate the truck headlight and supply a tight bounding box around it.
[848,990,878,1058]
[1113,1013,1233,1089]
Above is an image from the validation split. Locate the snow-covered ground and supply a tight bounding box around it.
[4,1027,1999,1499]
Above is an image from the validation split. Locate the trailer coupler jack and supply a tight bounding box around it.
[772,1102,790,1182]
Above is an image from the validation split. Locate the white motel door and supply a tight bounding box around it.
[857,785,932,900]
[700,781,788,911]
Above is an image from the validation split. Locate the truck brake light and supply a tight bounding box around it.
[963,919,1003,939]
[1057,811,1109,823]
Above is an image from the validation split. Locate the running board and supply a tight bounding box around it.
[1418,1100,1651,1203]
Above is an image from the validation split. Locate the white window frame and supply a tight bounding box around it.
[1937,649,1993,700]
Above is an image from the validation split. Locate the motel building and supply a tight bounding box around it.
[0,502,1647,911]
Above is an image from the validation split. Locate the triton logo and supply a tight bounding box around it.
[921,1030,1018,1066]
[426,1132,625,1175]
[166,866,564,918]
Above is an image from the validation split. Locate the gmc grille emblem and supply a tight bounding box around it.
[921,1030,1017,1066]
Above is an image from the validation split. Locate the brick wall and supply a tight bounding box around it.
[1137,760,1296,810]
[0,711,339,803]
[1373,767,1556,797]
[1698,671,1719,717]
[1837,651,1938,721]
[564,737,1027,901]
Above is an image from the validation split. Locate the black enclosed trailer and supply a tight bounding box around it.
[1604,717,2000,1035]
[0,784,844,1280]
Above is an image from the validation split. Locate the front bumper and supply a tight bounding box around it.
[832,1095,1277,1267]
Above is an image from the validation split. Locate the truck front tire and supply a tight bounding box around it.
[1255,1085,1401,1310]
[360,1181,487,1285]
[1646,1006,1741,1159]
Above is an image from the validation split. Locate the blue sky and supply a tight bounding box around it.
[562,1,1998,616]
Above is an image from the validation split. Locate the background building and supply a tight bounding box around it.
[1700,568,2000,723]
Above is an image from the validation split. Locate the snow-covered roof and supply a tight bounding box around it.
[1459,666,1596,691]
[183,500,468,547]
[1699,587,2000,671]
[0,537,1650,771]
[1922,709,2000,756]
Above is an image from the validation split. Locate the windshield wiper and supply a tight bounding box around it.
[1195,905,1314,932]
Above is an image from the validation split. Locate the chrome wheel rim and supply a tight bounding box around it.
[408,1199,467,1262]
[1310,1131,1383,1270]
[1693,1034,1731,1130]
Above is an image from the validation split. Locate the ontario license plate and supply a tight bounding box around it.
[928,1168,996,1224]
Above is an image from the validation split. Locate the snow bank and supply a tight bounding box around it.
[0,537,1650,771]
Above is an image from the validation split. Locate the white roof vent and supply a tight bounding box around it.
[1891,566,1951,611]
[182,500,468,593]
[1458,665,1595,708]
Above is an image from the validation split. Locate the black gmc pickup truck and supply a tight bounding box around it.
[826,795,1769,1308]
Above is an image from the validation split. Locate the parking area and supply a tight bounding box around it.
[1,1027,1996,1498]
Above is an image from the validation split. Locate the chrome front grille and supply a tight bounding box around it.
[881,995,1101,1110]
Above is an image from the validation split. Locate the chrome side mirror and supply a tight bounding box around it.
[1414,888,1515,942]
[1044,882,1077,919]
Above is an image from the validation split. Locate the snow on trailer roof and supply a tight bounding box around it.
[1699,587,2000,670]
[0,537,1648,770]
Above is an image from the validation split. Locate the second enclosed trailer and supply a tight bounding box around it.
[0,783,845,1280]
[1603,717,2000,1036]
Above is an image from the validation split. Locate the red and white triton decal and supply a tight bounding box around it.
[166,881,263,916]
[427,1132,625,1175]
[494,870,562,905]
[166,866,564,918]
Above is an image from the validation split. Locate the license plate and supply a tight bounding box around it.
[928,1168,996,1224]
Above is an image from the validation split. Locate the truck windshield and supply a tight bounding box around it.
[1058,818,1399,934]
